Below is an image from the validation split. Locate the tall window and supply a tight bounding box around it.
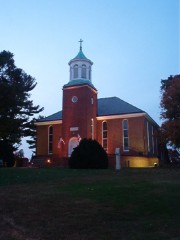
[91,118,94,139]
[147,121,150,152]
[81,64,86,78]
[152,126,154,154]
[73,64,78,78]
[102,121,108,151]
[48,126,53,154]
[123,119,129,151]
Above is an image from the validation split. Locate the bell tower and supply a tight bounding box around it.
[69,39,93,82]
[62,40,97,157]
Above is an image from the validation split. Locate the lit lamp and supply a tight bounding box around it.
[47,159,51,164]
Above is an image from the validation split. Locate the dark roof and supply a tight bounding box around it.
[38,111,62,122]
[97,97,144,116]
[38,97,144,122]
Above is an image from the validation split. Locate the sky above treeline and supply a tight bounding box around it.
[0,0,179,158]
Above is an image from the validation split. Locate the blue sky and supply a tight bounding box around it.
[0,0,179,158]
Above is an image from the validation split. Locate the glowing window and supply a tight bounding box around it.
[48,126,53,154]
[123,119,129,151]
[102,121,108,151]
[91,118,94,139]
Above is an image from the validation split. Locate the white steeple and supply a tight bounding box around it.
[68,39,93,82]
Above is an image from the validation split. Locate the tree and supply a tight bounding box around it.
[69,138,108,169]
[0,50,43,166]
[160,75,180,150]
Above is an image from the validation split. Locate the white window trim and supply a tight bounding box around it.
[152,126,154,154]
[102,121,108,152]
[147,121,150,152]
[48,125,53,154]
[122,119,129,152]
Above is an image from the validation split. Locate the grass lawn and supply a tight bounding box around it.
[0,167,180,240]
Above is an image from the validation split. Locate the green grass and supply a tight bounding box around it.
[0,167,180,240]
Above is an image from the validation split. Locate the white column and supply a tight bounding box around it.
[78,66,81,79]
[115,148,121,170]
[70,67,72,81]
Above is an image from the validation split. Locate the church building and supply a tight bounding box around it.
[35,41,160,168]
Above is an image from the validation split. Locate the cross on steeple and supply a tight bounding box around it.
[79,39,83,51]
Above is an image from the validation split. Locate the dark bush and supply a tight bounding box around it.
[0,141,15,167]
[69,138,108,169]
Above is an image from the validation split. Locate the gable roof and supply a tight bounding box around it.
[39,111,62,122]
[37,97,144,123]
[98,97,144,116]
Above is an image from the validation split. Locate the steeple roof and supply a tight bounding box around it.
[69,39,93,65]
[69,49,92,64]
[71,49,88,60]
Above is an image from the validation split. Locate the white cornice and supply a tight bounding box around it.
[96,113,146,120]
[35,120,62,126]
[35,113,158,127]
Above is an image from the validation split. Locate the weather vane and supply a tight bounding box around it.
[79,39,83,51]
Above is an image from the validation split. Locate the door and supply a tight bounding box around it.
[68,137,79,157]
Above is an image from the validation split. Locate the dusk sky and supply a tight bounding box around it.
[0,0,179,158]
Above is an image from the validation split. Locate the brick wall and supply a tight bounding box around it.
[36,124,62,156]
[96,116,146,156]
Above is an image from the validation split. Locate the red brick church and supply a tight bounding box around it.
[35,41,161,167]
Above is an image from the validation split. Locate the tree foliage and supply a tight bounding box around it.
[0,50,43,165]
[160,75,180,149]
[69,138,108,169]
[0,141,14,167]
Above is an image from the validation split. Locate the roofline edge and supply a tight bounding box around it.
[35,120,62,126]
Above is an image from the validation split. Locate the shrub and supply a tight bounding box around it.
[69,138,108,169]
[0,141,15,167]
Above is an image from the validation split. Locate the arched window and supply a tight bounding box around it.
[73,64,78,78]
[122,119,129,151]
[81,64,86,79]
[147,121,150,153]
[102,121,108,152]
[91,118,94,139]
[152,126,154,154]
[48,126,53,154]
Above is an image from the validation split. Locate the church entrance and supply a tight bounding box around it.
[68,137,79,157]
